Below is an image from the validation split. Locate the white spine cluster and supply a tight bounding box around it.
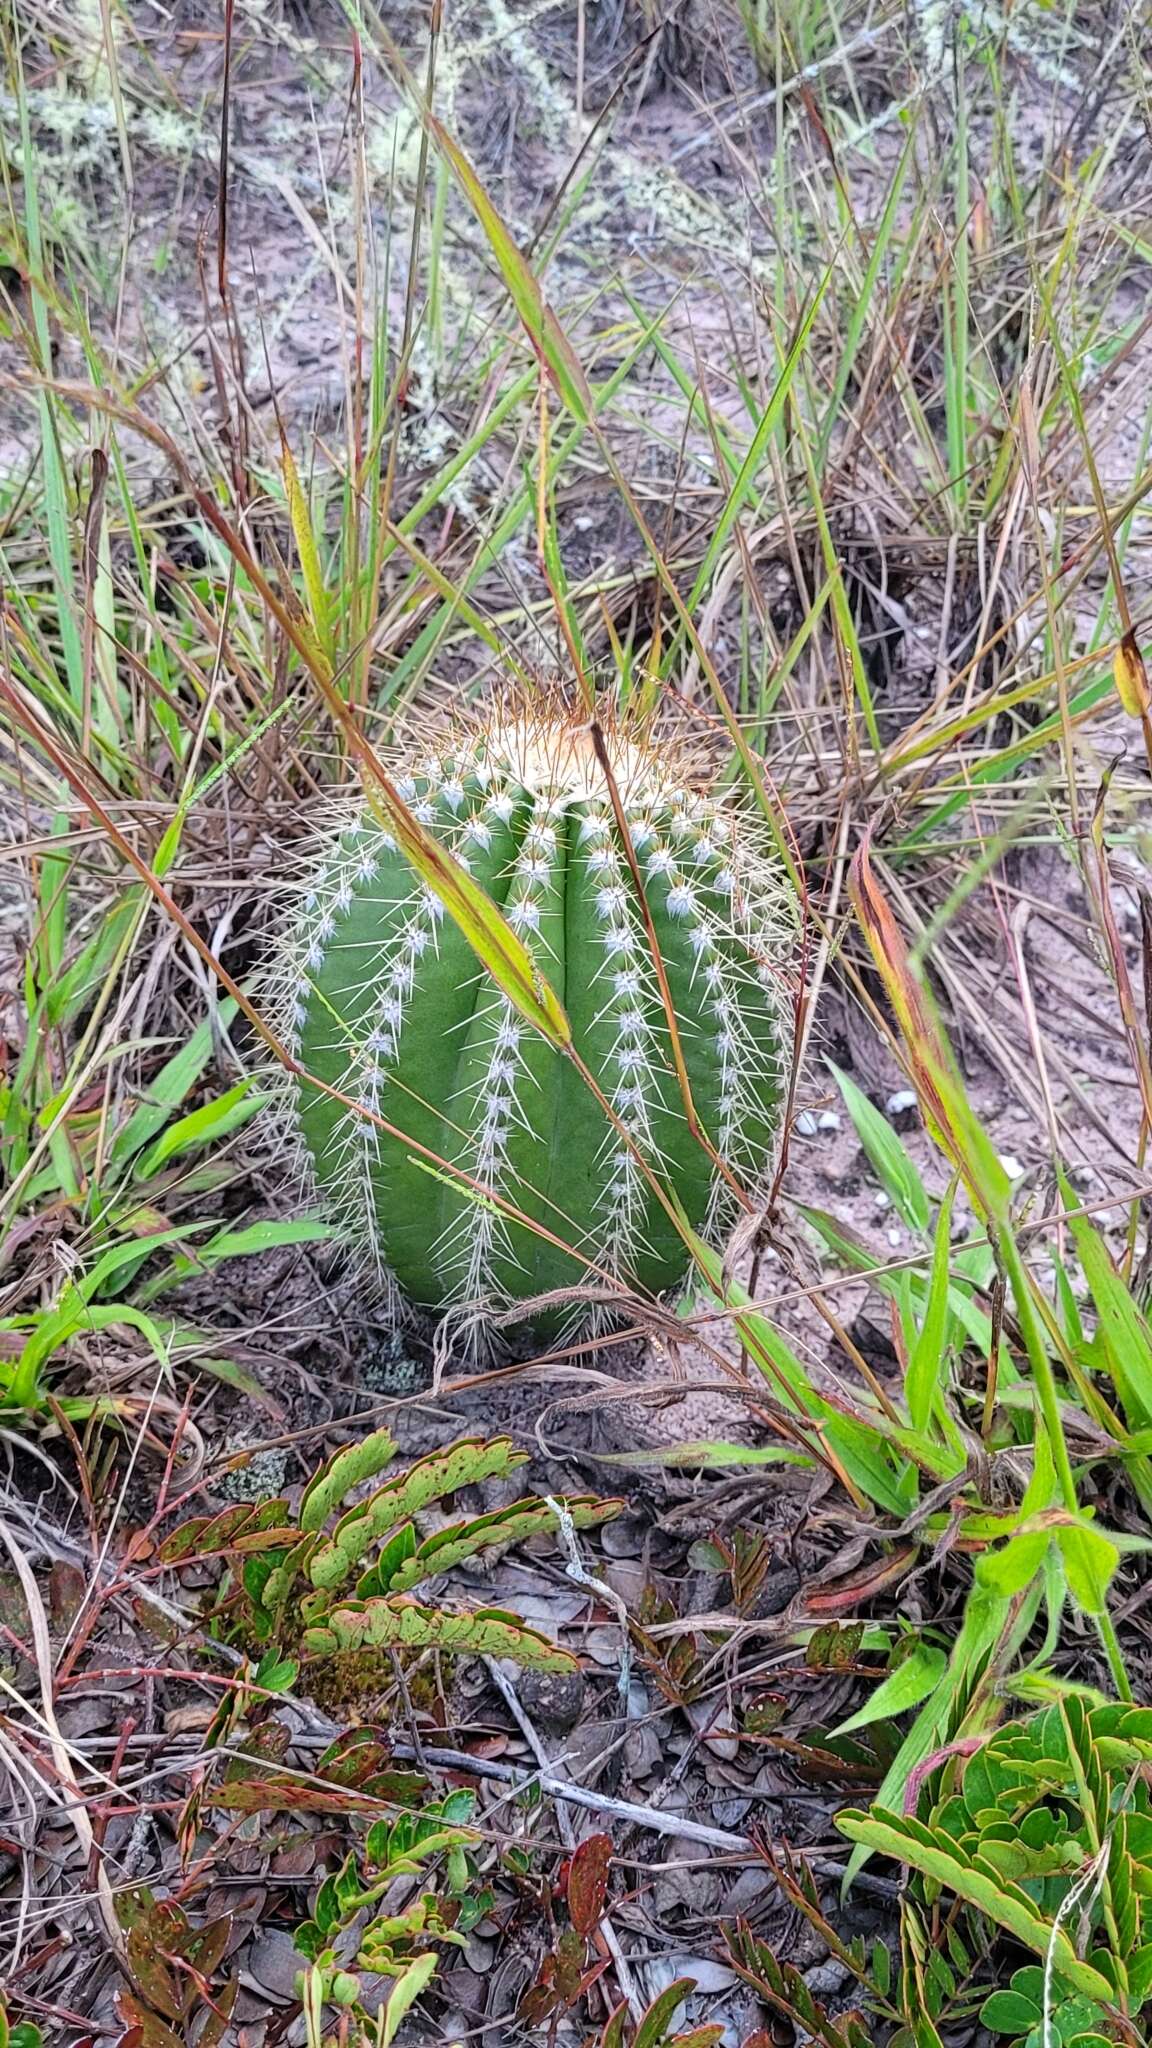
[584,804,663,1276]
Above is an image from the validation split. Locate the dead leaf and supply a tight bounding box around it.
[164,1703,217,1736]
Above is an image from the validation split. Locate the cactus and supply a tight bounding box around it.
[269,702,796,1336]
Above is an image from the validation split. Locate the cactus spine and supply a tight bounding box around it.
[271,705,796,1336]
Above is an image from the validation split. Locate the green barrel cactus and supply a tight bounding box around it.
[270,705,796,1336]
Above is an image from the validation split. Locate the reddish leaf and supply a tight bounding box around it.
[566,1831,612,1937]
[804,1624,865,1671]
[230,1525,302,1553]
[210,1721,420,1811]
[518,1929,606,2024]
[554,1924,592,2001]
[181,1917,231,1978]
[157,1499,291,1563]
[231,1721,292,1764]
[744,1694,787,1734]
[48,1561,86,1626]
[803,1548,916,1617]
[205,1774,398,1815]
[195,1980,237,2048]
[158,1512,224,1562]
[750,1731,880,1784]
[123,1943,181,2022]
[319,1726,427,1802]
[132,1597,182,1645]
[114,1996,184,2048]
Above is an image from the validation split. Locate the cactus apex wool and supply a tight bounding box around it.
[267,697,797,1339]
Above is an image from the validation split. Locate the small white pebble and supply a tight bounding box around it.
[886,1227,903,1247]
[874,1190,891,1210]
[795,1110,818,1137]
[885,1089,918,1118]
[999,1154,1025,1180]
[816,1110,841,1133]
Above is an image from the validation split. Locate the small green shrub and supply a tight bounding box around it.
[162,1425,620,1678]
[839,1695,1152,2044]
[294,1788,482,2041]
[0,992,329,1414]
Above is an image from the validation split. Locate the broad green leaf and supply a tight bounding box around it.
[6,1225,214,1401]
[977,1529,1051,1599]
[1020,1420,1058,1517]
[357,1520,417,1598]
[1127,1942,1152,2001]
[1063,1186,1152,1428]
[905,1181,957,1433]
[830,1063,931,1235]
[1057,1522,1120,1617]
[1053,1255,1086,1348]
[7,2025,45,2048]
[74,1222,217,1304]
[600,2007,628,2048]
[831,1645,948,1736]
[198,1217,336,1261]
[136,1079,263,1176]
[254,1650,299,1693]
[801,1203,1000,1364]
[835,1808,1113,2001]
[840,1582,1021,1891]
[109,1002,239,1167]
[6,1300,179,1409]
[174,1346,272,1401]
[634,1980,697,2048]
[692,1243,913,1515]
[132,1216,337,1305]
[46,893,141,1028]
[378,1952,439,2048]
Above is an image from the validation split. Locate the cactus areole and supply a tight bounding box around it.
[271,704,796,1337]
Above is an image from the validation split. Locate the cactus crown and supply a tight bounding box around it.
[268,697,797,1339]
